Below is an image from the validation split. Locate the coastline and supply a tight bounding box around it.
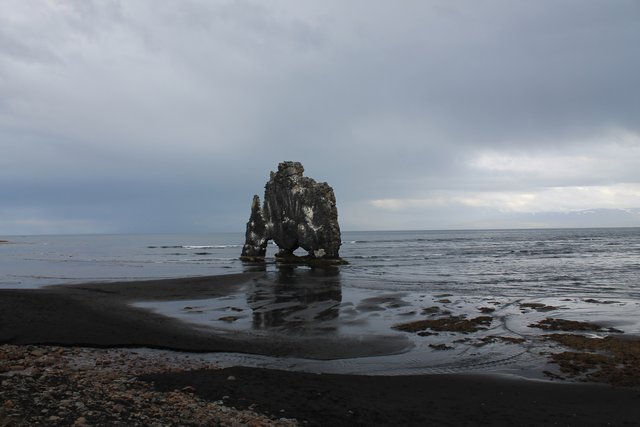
[3,344,640,426]
[2,273,640,425]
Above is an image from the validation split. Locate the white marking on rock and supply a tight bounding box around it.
[303,206,314,222]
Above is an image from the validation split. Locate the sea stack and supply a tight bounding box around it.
[240,161,345,264]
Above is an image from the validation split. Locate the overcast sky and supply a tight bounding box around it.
[1,0,639,235]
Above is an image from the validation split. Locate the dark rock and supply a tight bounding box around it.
[240,195,269,261]
[240,161,344,264]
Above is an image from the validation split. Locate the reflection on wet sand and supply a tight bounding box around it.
[248,266,342,333]
[129,265,640,377]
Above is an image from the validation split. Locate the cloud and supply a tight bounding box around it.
[1,1,639,233]
[371,183,640,214]
[467,131,640,188]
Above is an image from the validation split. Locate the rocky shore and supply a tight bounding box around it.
[0,344,297,427]
[4,343,640,427]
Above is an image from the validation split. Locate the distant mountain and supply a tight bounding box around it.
[460,208,640,229]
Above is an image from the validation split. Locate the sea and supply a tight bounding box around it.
[2,228,639,298]
[2,228,640,376]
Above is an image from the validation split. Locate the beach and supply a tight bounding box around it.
[2,0,639,424]
[2,272,640,426]
[0,273,409,359]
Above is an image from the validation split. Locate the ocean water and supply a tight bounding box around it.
[2,228,639,298]
[2,228,640,375]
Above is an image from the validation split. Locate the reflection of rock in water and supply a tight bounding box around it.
[248,267,342,332]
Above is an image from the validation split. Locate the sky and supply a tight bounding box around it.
[1,0,640,235]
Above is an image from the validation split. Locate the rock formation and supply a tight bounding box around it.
[239,195,269,261]
[240,161,344,264]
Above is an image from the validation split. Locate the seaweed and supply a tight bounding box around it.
[544,334,640,386]
[519,302,559,312]
[393,315,492,333]
[529,318,622,333]
[429,343,454,350]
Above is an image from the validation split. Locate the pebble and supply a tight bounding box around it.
[0,344,298,427]
[72,416,88,426]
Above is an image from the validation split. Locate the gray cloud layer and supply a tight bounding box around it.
[1,1,639,234]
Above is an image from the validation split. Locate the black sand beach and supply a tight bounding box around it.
[2,273,640,426]
[0,273,409,359]
[144,366,640,426]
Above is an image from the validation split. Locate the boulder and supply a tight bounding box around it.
[240,161,344,264]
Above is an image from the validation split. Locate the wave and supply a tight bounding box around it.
[347,237,475,244]
[148,245,242,250]
[182,245,242,249]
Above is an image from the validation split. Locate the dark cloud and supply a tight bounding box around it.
[1,0,639,233]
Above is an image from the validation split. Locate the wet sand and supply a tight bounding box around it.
[2,273,640,425]
[0,273,410,359]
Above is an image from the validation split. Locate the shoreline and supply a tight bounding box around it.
[0,273,410,359]
[2,273,640,425]
[2,272,639,376]
[2,344,640,426]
